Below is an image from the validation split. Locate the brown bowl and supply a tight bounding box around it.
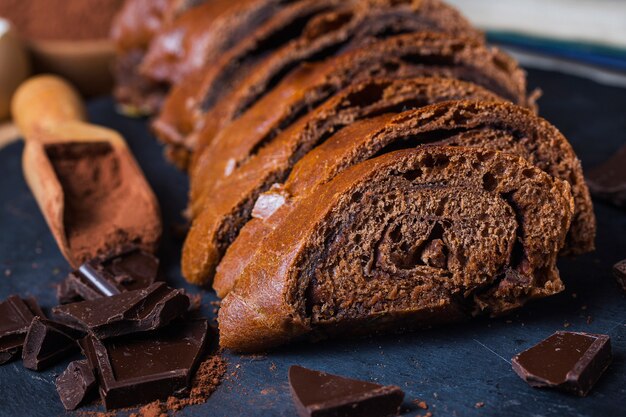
[28,38,115,97]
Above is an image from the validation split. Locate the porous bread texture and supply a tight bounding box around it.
[182,78,504,287]
[213,100,594,297]
[218,146,574,352]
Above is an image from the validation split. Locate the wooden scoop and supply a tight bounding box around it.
[12,75,161,268]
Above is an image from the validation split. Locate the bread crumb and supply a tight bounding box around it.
[413,400,428,409]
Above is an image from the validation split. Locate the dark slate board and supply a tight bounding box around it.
[0,68,624,417]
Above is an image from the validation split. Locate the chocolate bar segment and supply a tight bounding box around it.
[288,365,404,417]
[22,317,82,371]
[586,144,626,208]
[0,296,44,364]
[512,331,612,396]
[52,283,189,339]
[57,248,160,304]
[56,360,97,411]
[613,259,626,291]
[81,319,209,410]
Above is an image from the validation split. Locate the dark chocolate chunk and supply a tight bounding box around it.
[57,247,160,304]
[22,317,83,371]
[512,331,612,396]
[288,365,404,417]
[80,319,209,410]
[56,360,97,410]
[57,278,82,304]
[52,283,189,339]
[0,296,44,364]
[613,259,626,291]
[586,144,626,208]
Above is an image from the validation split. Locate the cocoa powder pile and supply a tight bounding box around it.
[0,0,124,41]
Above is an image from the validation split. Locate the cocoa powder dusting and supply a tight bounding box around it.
[130,355,227,417]
[0,0,124,41]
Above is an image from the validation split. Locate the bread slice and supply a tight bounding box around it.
[214,100,594,297]
[152,0,484,166]
[218,146,574,352]
[182,78,504,286]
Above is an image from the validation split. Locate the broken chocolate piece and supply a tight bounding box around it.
[52,283,189,339]
[0,296,44,364]
[22,317,82,371]
[57,248,160,304]
[80,319,209,410]
[512,331,612,396]
[586,144,626,208]
[613,259,626,291]
[288,365,404,417]
[57,278,82,304]
[56,360,97,410]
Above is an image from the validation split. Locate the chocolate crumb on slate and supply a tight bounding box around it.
[413,400,428,410]
[187,293,203,311]
[613,259,626,291]
[56,360,97,410]
[0,295,45,364]
[289,365,404,417]
[22,317,83,371]
[512,331,612,396]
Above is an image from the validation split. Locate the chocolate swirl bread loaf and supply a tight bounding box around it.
[107,0,596,352]
[181,26,533,281]
[152,0,485,166]
[218,146,574,352]
[183,78,504,286]
[212,101,594,297]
